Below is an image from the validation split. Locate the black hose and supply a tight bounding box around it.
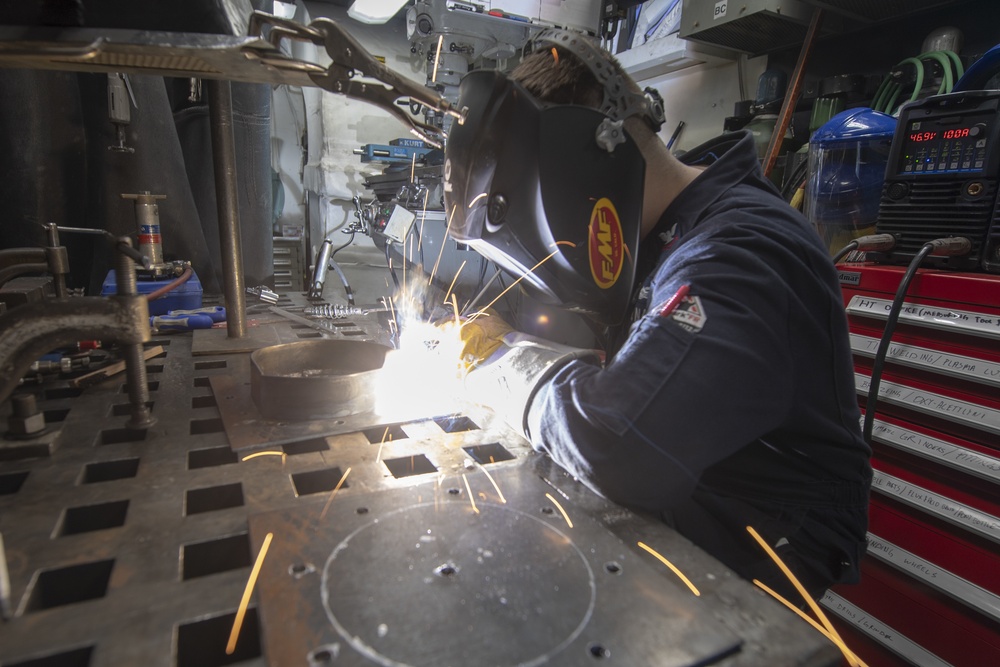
[781,156,809,202]
[831,241,860,265]
[861,243,933,443]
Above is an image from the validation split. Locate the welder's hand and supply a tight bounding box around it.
[457,308,514,369]
[464,331,601,438]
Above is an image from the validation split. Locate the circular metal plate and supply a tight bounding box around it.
[321,502,596,667]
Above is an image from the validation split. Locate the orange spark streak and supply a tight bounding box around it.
[429,205,458,286]
[375,426,390,463]
[432,35,444,83]
[319,467,352,521]
[410,153,416,183]
[637,541,700,596]
[241,451,283,461]
[551,47,559,64]
[477,463,507,503]
[753,579,867,667]
[449,293,460,325]
[226,532,273,655]
[746,525,855,665]
[462,474,479,514]
[444,260,467,305]
[552,240,577,247]
[544,492,573,528]
[468,192,488,208]
[418,190,430,255]
[467,249,559,323]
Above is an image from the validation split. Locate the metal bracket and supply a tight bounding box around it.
[245,11,467,147]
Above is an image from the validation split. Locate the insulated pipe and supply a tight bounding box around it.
[207,79,247,338]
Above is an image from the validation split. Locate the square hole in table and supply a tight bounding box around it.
[175,608,261,667]
[3,645,94,667]
[185,483,243,515]
[191,395,217,409]
[23,559,114,612]
[187,447,237,470]
[190,418,224,436]
[462,442,516,465]
[434,415,480,433]
[291,467,349,496]
[383,454,437,478]
[194,360,227,370]
[282,438,329,456]
[80,458,139,484]
[181,533,251,580]
[56,500,129,536]
[98,428,147,445]
[0,470,29,495]
[361,423,407,444]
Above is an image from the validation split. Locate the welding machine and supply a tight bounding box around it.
[872,90,1000,272]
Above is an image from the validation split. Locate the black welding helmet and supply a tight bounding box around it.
[444,30,664,326]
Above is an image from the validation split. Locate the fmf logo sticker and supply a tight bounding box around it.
[588,198,624,289]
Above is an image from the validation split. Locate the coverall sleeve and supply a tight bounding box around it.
[526,228,796,511]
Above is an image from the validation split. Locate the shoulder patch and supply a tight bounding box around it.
[669,295,707,332]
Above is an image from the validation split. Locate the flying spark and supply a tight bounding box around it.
[467,248,560,323]
[429,205,458,286]
[544,492,573,528]
[746,525,854,664]
[375,427,390,463]
[637,541,700,596]
[462,474,479,514]
[753,579,867,667]
[226,532,273,655]
[468,192,488,208]
[418,189,430,253]
[477,463,507,503]
[432,34,444,83]
[319,467,352,521]
[444,260,467,305]
[241,451,283,461]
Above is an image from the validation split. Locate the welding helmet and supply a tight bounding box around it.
[444,30,665,326]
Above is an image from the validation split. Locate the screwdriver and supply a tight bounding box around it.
[150,313,215,332]
[167,306,227,322]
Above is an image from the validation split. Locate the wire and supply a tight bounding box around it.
[145,265,193,302]
[862,237,971,443]
[327,259,355,306]
[330,231,355,259]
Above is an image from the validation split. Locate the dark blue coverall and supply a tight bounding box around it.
[526,130,873,598]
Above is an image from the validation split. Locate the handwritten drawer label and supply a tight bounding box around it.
[851,333,1000,388]
[856,373,1000,436]
[869,418,1000,485]
[847,295,1000,341]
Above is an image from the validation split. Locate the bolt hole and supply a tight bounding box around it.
[447,487,460,495]
[605,561,622,574]
[435,563,457,577]
[291,563,307,574]
[310,647,333,663]
[356,506,369,514]
[589,644,610,659]
[541,507,554,515]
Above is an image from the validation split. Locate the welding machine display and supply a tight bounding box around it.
[873,90,1000,273]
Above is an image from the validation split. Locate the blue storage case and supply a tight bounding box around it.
[101,269,203,315]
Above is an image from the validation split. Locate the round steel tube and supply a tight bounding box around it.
[250,340,390,421]
[115,239,155,429]
[207,79,247,338]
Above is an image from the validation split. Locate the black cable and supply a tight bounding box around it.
[832,234,897,265]
[780,157,809,202]
[862,237,972,443]
[330,231,355,259]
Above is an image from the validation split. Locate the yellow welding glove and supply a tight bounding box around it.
[463,328,601,438]
[457,308,514,369]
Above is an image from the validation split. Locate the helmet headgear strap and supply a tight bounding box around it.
[526,29,666,151]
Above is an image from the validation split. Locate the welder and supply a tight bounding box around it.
[444,30,872,600]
